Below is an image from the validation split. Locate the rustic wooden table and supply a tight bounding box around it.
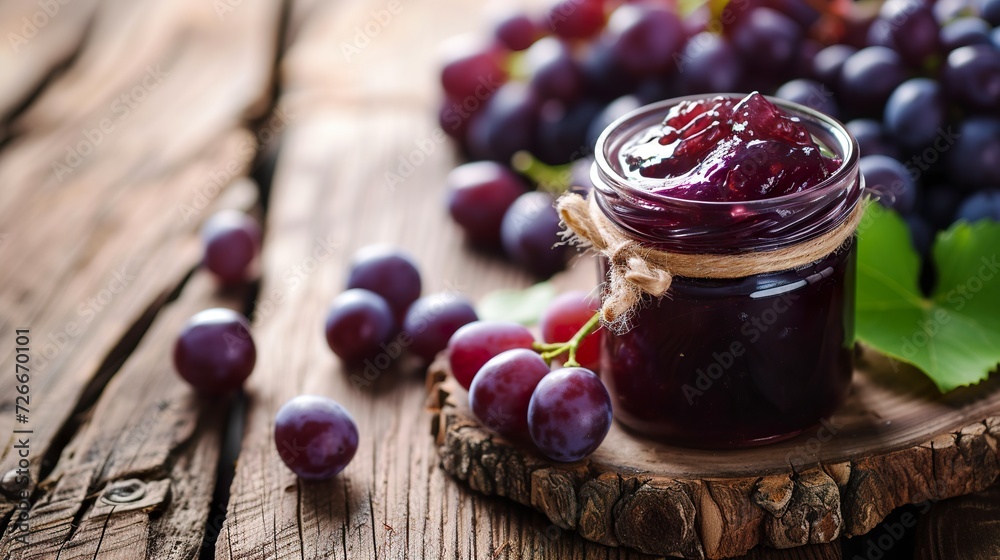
[0,0,997,558]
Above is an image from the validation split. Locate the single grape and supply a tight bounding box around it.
[324,289,395,364]
[877,0,940,66]
[846,119,902,159]
[545,0,604,40]
[579,41,638,102]
[500,191,572,278]
[346,245,422,321]
[525,37,583,102]
[774,79,839,118]
[173,308,256,395]
[956,190,1000,222]
[604,3,684,77]
[839,46,909,117]
[535,99,603,165]
[939,17,992,51]
[676,32,743,95]
[794,39,824,81]
[948,117,1000,188]
[439,35,507,101]
[274,395,358,480]
[494,12,540,52]
[469,348,550,439]
[539,291,601,371]
[466,82,540,163]
[446,161,528,248]
[730,8,802,78]
[527,367,612,462]
[403,293,478,363]
[586,95,642,151]
[812,44,856,88]
[883,78,946,152]
[943,45,1000,111]
[447,321,536,390]
[201,210,261,285]
[860,155,917,214]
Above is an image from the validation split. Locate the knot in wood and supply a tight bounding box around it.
[101,478,147,504]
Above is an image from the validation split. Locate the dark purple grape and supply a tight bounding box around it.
[846,119,902,159]
[604,3,684,77]
[765,0,822,29]
[794,39,823,81]
[173,308,256,395]
[980,0,1000,25]
[501,191,572,278]
[883,78,946,152]
[676,32,743,95]
[346,245,422,321]
[525,38,583,102]
[633,77,676,104]
[467,82,540,162]
[586,95,642,150]
[535,99,603,165]
[922,184,965,229]
[774,79,839,118]
[527,367,611,462]
[579,41,638,101]
[403,292,478,363]
[201,210,261,285]
[494,12,540,52]
[446,162,528,248]
[324,289,395,364]
[956,189,1000,222]
[439,35,507,101]
[839,46,909,117]
[469,348,550,439]
[730,8,802,78]
[274,395,358,480]
[812,44,856,88]
[943,45,1000,111]
[905,214,934,256]
[948,117,1000,188]
[447,321,536,390]
[940,17,992,51]
[993,27,1000,49]
[860,154,917,214]
[877,0,940,66]
[545,0,605,40]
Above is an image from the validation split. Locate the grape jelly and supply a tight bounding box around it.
[592,93,862,448]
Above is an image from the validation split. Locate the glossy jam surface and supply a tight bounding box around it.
[600,242,855,448]
[619,93,841,202]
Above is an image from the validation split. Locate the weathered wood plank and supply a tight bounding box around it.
[0,0,283,528]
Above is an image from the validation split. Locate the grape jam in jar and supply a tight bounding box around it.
[592,93,862,448]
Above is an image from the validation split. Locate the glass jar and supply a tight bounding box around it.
[591,95,863,449]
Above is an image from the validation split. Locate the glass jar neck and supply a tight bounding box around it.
[591,94,863,255]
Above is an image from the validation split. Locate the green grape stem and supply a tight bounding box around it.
[532,310,602,368]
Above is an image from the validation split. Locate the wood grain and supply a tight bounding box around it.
[0,0,281,530]
[915,476,1000,560]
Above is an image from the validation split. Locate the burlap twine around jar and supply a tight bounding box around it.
[557,193,866,334]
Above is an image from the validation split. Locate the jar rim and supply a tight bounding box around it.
[592,93,861,210]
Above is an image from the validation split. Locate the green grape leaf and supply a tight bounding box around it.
[856,206,1000,392]
[477,282,557,326]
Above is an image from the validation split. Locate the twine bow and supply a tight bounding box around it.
[557,193,864,333]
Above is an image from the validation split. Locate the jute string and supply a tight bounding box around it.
[557,193,865,333]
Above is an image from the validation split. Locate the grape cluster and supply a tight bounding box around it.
[439,0,1000,276]
[449,291,611,462]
